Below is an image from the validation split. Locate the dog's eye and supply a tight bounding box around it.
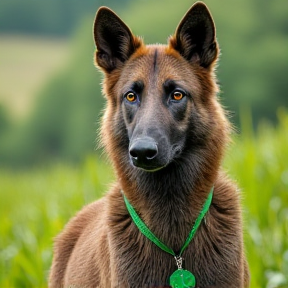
[125,92,137,102]
[172,91,184,101]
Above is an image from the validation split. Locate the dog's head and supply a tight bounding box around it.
[93,2,229,177]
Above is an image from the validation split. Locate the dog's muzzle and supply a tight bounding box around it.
[129,137,161,171]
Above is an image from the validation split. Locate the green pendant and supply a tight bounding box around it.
[169,269,196,288]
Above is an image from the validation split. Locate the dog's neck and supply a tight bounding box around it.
[116,151,220,252]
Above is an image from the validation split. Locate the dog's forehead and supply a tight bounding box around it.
[119,45,201,93]
[130,45,185,76]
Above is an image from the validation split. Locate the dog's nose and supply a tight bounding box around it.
[129,138,158,162]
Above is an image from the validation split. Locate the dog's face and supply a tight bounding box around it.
[116,47,202,172]
[94,2,229,174]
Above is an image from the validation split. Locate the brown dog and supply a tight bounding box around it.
[49,2,250,287]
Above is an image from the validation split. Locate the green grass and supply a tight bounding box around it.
[0,157,114,287]
[1,110,288,288]
[224,108,288,288]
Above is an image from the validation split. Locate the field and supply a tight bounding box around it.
[0,157,114,287]
[0,109,287,288]
[0,35,69,120]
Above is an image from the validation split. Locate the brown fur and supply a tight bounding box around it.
[49,2,249,287]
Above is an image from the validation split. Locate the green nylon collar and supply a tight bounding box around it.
[122,187,213,257]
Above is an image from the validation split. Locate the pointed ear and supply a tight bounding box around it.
[170,2,218,68]
[93,7,140,72]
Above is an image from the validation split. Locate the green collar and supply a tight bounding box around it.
[122,187,213,288]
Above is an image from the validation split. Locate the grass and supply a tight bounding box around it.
[0,110,288,288]
[224,108,288,288]
[0,157,114,287]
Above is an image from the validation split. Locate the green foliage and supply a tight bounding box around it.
[0,110,287,287]
[0,0,130,36]
[0,104,11,135]
[211,0,288,125]
[0,19,104,166]
[225,108,288,288]
[0,156,114,287]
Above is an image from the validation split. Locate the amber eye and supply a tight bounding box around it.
[126,92,137,102]
[172,91,184,101]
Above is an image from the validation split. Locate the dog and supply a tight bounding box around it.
[49,2,250,287]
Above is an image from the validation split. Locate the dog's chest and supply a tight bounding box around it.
[108,218,238,287]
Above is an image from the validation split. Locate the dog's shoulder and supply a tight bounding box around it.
[58,197,107,242]
[49,197,108,287]
[214,170,242,208]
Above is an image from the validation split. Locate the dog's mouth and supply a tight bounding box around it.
[130,160,166,172]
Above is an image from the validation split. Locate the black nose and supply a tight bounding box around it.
[129,138,158,163]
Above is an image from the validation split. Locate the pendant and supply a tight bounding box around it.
[169,269,196,288]
[169,256,196,288]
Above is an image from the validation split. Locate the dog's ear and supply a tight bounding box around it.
[170,2,218,68]
[93,7,140,72]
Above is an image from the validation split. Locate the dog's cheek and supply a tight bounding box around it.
[168,99,192,145]
[122,104,138,140]
[169,98,188,122]
[108,107,130,154]
[123,104,137,125]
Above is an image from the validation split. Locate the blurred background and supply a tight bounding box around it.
[0,0,287,287]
